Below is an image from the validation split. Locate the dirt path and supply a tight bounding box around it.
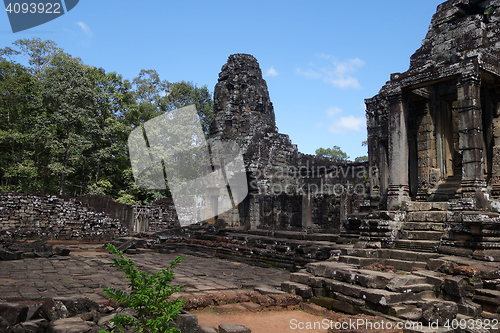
[194,310,330,333]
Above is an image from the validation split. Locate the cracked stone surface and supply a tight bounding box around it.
[0,248,289,303]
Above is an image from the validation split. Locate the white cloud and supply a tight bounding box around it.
[295,68,321,79]
[296,56,365,89]
[325,106,342,117]
[76,21,92,37]
[265,67,278,77]
[324,106,366,134]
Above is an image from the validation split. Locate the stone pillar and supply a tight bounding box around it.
[416,100,436,201]
[457,73,486,197]
[205,187,220,224]
[491,102,500,197]
[387,92,410,209]
[301,192,313,230]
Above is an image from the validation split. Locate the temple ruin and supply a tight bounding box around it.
[208,53,367,233]
[367,0,500,207]
[2,0,500,327]
[361,0,500,261]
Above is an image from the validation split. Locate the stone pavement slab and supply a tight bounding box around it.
[0,249,290,303]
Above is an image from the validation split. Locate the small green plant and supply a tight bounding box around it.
[486,5,496,20]
[99,244,185,333]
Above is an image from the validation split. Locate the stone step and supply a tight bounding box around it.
[394,240,439,253]
[338,256,380,266]
[472,289,500,308]
[387,249,441,262]
[305,261,398,288]
[386,275,429,291]
[406,211,447,223]
[320,278,412,306]
[392,283,435,294]
[411,270,445,289]
[379,258,427,271]
[280,281,313,298]
[225,233,339,250]
[305,261,360,277]
[337,249,430,270]
[289,272,313,285]
[399,230,442,241]
[402,222,444,231]
[340,248,440,263]
[340,248,380,258]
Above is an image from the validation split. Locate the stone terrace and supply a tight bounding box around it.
[0,246,289,304]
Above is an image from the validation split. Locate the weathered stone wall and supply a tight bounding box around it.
[133,198,180,232]
[76,194,134,230]
[0,193,128,239]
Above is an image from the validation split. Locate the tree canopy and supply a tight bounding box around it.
[0,38,214,204]
[315,146,349,161]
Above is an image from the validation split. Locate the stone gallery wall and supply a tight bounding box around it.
[0,193,128,240]
[133,198,180,232]
[77,194,134,230]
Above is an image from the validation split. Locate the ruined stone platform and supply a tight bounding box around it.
[153,228,345,272]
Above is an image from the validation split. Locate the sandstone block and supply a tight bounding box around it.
[219,323,251,333]
[175,312,199,333]
[48,317,92,333]
[0,302,29,326]
[422,300,458,326]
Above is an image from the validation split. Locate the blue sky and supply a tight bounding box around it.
[1,0,444,160]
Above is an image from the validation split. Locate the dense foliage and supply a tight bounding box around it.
[0,38,213,204]
[315,146,350,161]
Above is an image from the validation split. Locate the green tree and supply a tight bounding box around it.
[163,81,213,136]
[354,140,368,163]
[315,146,349,161]
[0,38,213,202]
[80,68,137,197]
[41,53,98,195]
[0,58,42,191]
[127,69,168,126]
[355,156,368,162]
[9,38,62,77]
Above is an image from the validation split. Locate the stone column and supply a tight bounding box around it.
[301,192,313,230]
[491,102,500,197]
[457,73,486,197]
[416,100,436,201]
[387,92,410,209]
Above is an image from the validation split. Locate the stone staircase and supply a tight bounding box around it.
[431,173,462,201]
[393,202,447,254]
[153,227,344,271]
[281,247,500,325]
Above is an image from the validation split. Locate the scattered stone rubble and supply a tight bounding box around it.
[0,193,127,240]
[0,239,69,261]
[0,291,297,333]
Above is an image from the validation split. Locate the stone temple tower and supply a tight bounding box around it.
[209,54,302,229]
[209,54,278,153]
